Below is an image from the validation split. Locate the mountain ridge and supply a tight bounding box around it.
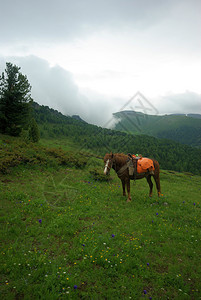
[113,110,201,148]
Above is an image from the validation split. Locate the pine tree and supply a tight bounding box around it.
[0,62,32,136]
[28,118,40,142]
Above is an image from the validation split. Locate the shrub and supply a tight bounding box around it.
[0,136,88,173]
[89,167,110,181]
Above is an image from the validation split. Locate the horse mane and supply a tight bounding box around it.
[114,153,127,166]
[104,153,128,167]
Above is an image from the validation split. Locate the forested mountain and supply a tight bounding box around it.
[113,111,201,148]
[32,102,201,175]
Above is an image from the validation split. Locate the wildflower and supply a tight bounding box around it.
[147,263,150,267]
[74,285,78,289]
[193,203,195,206]
[156,213,158,215]
[39,219,42,224]
[143,290,147,294]
[112,234,115,237]
[82,244,85,247]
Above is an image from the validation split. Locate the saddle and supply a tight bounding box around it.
[127,153,155,178]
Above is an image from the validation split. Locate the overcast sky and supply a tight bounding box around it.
[0,0,201,125]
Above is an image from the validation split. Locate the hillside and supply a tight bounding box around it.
[30,102,201,175]
[1,135,201,299]
[113,111,201,148]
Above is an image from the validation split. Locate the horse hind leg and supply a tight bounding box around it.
[153,174,161,197]
[146,175,153,197]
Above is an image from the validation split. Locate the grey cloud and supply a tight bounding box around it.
[1,56,200,128]
[0,55,117,125]
[0,0,176,44]
[0,56,84,114]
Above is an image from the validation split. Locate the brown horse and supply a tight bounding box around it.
[104,153,161,202]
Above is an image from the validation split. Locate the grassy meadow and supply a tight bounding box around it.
[0,137,201,299]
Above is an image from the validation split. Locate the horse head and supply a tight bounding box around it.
[104,152,114,175]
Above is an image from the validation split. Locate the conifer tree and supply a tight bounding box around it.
[28,118,40,142]
[0,62,32,136]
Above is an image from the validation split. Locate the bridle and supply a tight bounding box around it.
[104,158,115,175]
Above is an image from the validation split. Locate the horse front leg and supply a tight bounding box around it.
[126,179,132,202]
[121,179,126,196]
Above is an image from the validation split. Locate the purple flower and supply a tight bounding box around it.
[82,244,85,247]
[149,297,152,300]
[193,203,196,206]
[156,213,158,216]
[39,219,42,224]
[143,290,147,294]
[112,234,115,238]
[74,285,78,289]
[147,263,150,267]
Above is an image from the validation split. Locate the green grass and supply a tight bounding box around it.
[0,138,201,299]
[39,138,78,152]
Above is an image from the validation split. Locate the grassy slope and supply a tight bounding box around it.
[0,136,200,299]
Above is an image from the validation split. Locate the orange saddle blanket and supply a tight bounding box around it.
[132,155,155,174]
